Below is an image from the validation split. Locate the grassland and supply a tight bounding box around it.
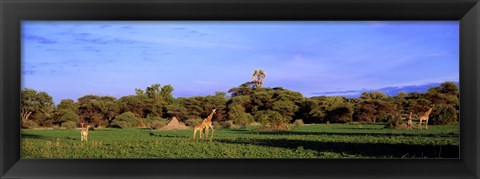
[21,123,459,158]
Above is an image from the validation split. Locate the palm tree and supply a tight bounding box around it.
[251,69,266,88]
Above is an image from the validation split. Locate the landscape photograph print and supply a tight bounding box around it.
[21,21,459,158]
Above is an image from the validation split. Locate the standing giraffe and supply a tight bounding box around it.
[80,122,91,141]
[193,119,207,139]
[203,109,216,139]
[418,104,435,129]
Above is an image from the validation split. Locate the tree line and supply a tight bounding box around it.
[20,81,459,129]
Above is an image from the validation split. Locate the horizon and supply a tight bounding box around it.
[22,21,459,104]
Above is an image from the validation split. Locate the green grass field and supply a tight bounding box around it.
[21,123,459,158]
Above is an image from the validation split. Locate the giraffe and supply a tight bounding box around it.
[193,119,207,139]
[418,104,435,129]
[202,109,216,140]
[80,122,91,141]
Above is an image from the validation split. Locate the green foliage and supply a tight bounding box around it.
[21,124,459,159]
[384,115,403,129]
[20,88,54,127]
[430,104,458,125]
[293,119,304,128]
[61,121,77,129]
[22,120,38,129]
[272,100,298,122]
[118,95,148,118]
[185,118,202,127]
[145,116,168,129]
[23,82,460,129]
[98,120,109,128]
[111,112,140,128]
[165,103,188,119]
[360,91,388,100]
[57,99,77,112]
[228,104,252,128]
[255,110,289,130]
[56,109,79,124]
[220,120,234,129]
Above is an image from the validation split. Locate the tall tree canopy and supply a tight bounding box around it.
[20,88,54,127]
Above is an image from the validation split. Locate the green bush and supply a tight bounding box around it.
[98,120,109,128]
[61,121,77,129]
[41,120,54,127]
[220,120,233,129]
[111,112,140,128]
[58,109,79,123]
[146,117,168,129]
[22,120,38,129]
[384,115,404,129]
[143,116,167,129]
[430,104,458,125]
[185,118,202,127]
[150,121,167,129]
[293,119,304,128]
[255,110,290,130]
[228,104,253,128]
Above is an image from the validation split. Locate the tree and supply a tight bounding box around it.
[429,103,458,124]
[111,112,140,128]
[53,109,79,125]
[228,81,255,97]
[161,84,175,105]
[325,105,354,123]
[98,96,120,124]
[135,83,175,118]
[20,88,54,127]
[272,100,298,122]
[177,97,204,121]
[118,95,148,118]
[251,69,266,88]
[227,104,252,128]
[165,102,188,120]
[57,99,77,112]
[203,92,228,121]
[254,110,289,130]
[77,95,104,126]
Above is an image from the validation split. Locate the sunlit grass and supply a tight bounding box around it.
[21,123,459,159]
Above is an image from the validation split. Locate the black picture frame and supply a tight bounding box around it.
[1,0,479,178]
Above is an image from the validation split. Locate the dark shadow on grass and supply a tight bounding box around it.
[228,129,250,132]
[241,130,458,138]
[148,132,190,138]
[213,138,459,158]
[21,133,47,139]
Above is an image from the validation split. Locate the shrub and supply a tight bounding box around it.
[58,109,79,123]
[220,120,234,129]
[384,114,404,129]
[22,120,38,129]
[185,118,202,127]
[98,120,109,128]
[110,121,128,128]
[111,112,140,128]
[41,120,54,127]
[430,104,458,125]
[228,104,253,128]
[146,117,168,129]
[61,121,77,129]
[293,119,304,128]
[255,110,290,130]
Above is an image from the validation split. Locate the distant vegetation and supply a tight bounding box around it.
[20,81,459,129]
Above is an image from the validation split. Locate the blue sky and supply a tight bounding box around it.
[22,21,459,104]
